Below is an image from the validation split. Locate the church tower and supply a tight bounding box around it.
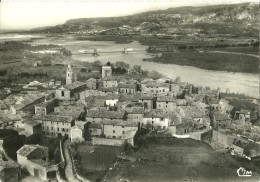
[66,64,73,85]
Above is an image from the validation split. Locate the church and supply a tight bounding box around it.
[56,64,86,100]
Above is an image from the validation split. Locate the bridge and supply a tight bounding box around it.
[74,48,145,56]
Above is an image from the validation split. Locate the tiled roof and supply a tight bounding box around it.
[126,107,145,114]
[118,83,136,89]
[17,144,47,157]
[214,112,231,121]
[179,106,205,118]
[145,82,170,88]
[12,94,45,110]
[63,81,86,90]
[33,115,73,123]
[30,159,50,167]
[102,120,137,127]
[89,122,102,129]
[144,110,168,118]
[98,87,118,92]
[35,99,56,108]
[25,120,40,127]
[86,110,125,119]
[157,96,176,102]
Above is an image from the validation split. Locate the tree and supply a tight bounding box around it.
[132,65,142,74]
[148,70,163,80]
[93,60,102,67]
[115,62,130,70]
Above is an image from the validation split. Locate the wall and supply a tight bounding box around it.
[56,89,71,100]
[156,101,177,111]
[142,117,169,130]
[119,88,135,95]
[92,137,125,146]
[38,120,72,138]
[17,155,47,181]
[71,128,84,143]
[212,130,235,148]
[103,80,118,88]
[138,99,153,110]
[103,125,137,139]
[105,99,118,106]
[127,113,143,123]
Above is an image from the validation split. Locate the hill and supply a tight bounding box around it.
[32,3,259,37]
[104,137,260,182]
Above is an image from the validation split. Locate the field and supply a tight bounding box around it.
[76,144,122,181]
[143,50,259,73]
[105,137,260,182]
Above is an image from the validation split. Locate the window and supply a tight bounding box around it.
[122,126,124,128]
[113,136,116,139]
[62,128,65,132]
[57,128,59,131]
[163,89,165,92]
[61,91,65,97]
[122,131,125,134]
[66,129,68,132]
[113,130,115,133]
[51,127,53,130]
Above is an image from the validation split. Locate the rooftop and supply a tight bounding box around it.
[145,82,170,88]
[179,106,205,118]
[63,81,86,90]
[144,110,168,118]
[35,99,56,108]
[25,120,41,127]
[214,112,231,121]
[157,96,176,102]
[0,161,20,168]
[98,87,118,92]
[86,110,125,119]
[102,120,137,127]
[118,83,136,89]
[17,144,48,157]
[33,115,73,123]
[126,107,145,114]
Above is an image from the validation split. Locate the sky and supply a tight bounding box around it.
[0,0,258,30]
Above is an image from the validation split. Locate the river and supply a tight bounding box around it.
[1,34,258,98]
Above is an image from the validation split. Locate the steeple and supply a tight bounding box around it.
[66,63,73,85]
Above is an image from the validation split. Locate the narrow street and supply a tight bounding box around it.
[63,140,81,182]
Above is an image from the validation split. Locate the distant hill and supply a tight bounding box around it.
[31,3,259,37]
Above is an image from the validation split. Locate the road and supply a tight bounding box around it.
[207,50,259,58]
[63,140,81,182]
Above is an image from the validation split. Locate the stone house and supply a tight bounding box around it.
[54,104,85,120]
[177,106,205,124]
[86,78,97,90]
[89,123,102,137]
[104,94,119,107]
[212,130,236,148]
[142,110,170,131]
[35,99,57,115]
[141,82,170,95]
[176,118,194,135]
[10,95,45,115]
[33,115,74,138]
[24,120,42,136]
[102,120,138,139]
[193,101,210,115]
[126,107,145,123]
[102,77,118,88]
[70,124,85,143]
[98,87,119,94]
[56,81,86,100]
[86,110,126,124]
[212,112,232,130]
[102,66,112,78]
[138,95,155,110]
[235,109,251,121]
[17,145,59,181]
[118,83,136,95]
[156,96,177,112]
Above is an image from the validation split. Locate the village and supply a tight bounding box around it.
[0,62,259,182]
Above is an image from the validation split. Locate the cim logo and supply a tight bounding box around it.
[237,167,252,177]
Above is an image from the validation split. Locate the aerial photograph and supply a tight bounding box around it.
[0,0,259,181]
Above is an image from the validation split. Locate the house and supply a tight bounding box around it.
[102,66,112,78]
[35,99,57,115]
[102,120,138,139]
[70,124,86,143]
[141,82,170,95]
[178,106,205,123]
[0,160,21,182]
[176,118,194,135]
[86,110,126,123]
[212,112,232,130]
[193,101,210,115]
[176,99,187,106]
[17,145,59,181]
[101,77,118,88]
[98,87,118,94]
[23,120,42,136]
[104,94,119,107]
[235,109,251,121]
[218,99,234,115]
[118,83,136,95]
[54,104,85,120]
[212,130,236,148]
[33,115,74,138]
[55,81,86,100]
[126,107,145,123]
[89,123,102,137]
[138,94,155,110]
[86,78,97,90]
[10,94,45,115]
[156,96,176,112]
[142,110,170,131]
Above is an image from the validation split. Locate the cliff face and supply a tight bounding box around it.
[35,3,259,36]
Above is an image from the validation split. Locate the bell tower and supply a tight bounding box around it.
[66,64,73,85]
